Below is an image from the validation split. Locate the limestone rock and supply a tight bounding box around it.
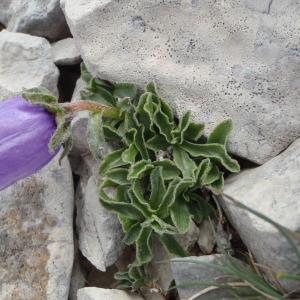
[51,38,81,66]
[0,154,74,300]
[0,30,59,99]
[76,176,124,271]
[77,287,143,300]
[220,138,300,291]
[0,0,69,41]
[62,0,300,164]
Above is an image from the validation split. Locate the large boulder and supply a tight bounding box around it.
[62,0,300,164]
[0,154,74,299]
[220,138,300,291]
[0,0,69,41]
[0,30,59,99]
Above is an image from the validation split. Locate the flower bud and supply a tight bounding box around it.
[0,96,59,190]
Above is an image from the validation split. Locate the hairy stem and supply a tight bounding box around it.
[61,100,119,119]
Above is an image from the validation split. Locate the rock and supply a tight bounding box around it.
[69,238,87,300]
[51,38,81,66]
[0,154,74,300]
[77,287,143,300]
[197,220,216,254]
[171,255,245,299]
[219,138,300,291]
[0,0,69,41]
[0,2,12,26]
[62,0,300,164]
[76,176,124,271]
[0,30,59,99]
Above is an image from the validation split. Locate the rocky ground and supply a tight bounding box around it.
[0,1,299,300]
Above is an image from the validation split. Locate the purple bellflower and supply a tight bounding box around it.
[0,96,59,190]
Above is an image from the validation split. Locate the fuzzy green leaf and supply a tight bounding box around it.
[99,149,127,175]
[188,194,214,222]
[22,87,58,104]
[87,112,105,160]
[118,214,136,232]
[153,101,175,143]
[172,111,191,144]
[136,93,153,131]
[127,160,153,180]
[105,168,130,185]
[136,227,153,265]
[103,123,122,140]
[59,134,73,165]
[170,197,191,234]
[158,178,194,218]
[180,141,240,173]
[123,223,142,245]
[173,145,197,179]
[80,63,93,83]
[183,121,205,142]
[131,181,154,217]
[196,158,212,184]
[145,134,169,152]
[122,144,138,164]
[48,118,69,153]
[159,234,186,257]
[134,125,149,160]
[148,215,178,235]
[113,82,138,99]
[208,172,224,194]
[202,164,221,186]
[100,189,144,220]
[153,160,181,180]
[149,167,166,210]
[145,82,158,95]
[208,119,233,145]
[88,79,116,106]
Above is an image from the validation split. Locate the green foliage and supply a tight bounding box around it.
[78,63,240,290]
[22,87,71,164]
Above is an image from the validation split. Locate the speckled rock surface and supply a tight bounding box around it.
[51,38,81,66]
[77,288,143,300]
[62,0,300,164]
[0,0,69,41]
[0,30,59,99]
[220,138,300,291]
[0,154,74,300]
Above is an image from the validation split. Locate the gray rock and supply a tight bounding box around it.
[76,176,124,271]
[51,38,81,66]
[171,255,245,300]
[77,287,143,300]
[0,154,74,300]
[0,0,69,41]
[197,220,216,254]
[69,238,87,300]
[62,0,300,164]
[0,30,59,99]
[220,138,300,291]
